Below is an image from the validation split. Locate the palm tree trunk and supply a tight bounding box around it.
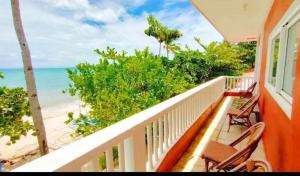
[166,45,169,58]
[10,0,49,155]
[158,42,162,57]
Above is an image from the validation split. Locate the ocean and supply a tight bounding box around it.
[0,68,79,109]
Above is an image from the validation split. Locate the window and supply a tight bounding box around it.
[265,2,300,118]
[281,20,300,97]
[268,34,280,86]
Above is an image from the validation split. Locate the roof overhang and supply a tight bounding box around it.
[190,0,274,43]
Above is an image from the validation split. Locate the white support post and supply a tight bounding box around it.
[81,157,100,172]
[124,128,146,172]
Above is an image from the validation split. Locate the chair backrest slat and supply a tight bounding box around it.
[236,96,259,118]
[246,82,257,93]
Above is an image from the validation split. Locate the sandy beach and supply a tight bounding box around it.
[0,100,88,163]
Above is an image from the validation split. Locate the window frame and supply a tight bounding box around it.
[265,1,300,119]
[279,17,300,103]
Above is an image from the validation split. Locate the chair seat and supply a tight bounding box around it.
[202,140,238,163]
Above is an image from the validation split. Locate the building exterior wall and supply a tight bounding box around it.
[291,45,300,171]
[258,0,300,171]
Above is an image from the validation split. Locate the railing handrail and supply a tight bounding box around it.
[225,75,254,79]
[12,76,226,172]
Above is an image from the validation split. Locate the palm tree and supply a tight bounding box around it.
[10,0,49,155]
[145,15,182,58]
[144,15,166,57]
[164,29,182,57]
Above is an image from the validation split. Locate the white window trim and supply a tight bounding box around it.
[264,1,300,119]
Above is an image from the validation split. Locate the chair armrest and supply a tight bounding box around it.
[229,130,250,147]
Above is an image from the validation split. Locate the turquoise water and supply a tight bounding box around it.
[0,68,78,108]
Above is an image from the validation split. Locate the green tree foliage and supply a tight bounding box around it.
[66,48,193,136]
[237,41,257,68]
[66,16,254,137]
[200,40,245,78]
[164,29,182,57]
[165,38,246,84]
[0,73,34,145]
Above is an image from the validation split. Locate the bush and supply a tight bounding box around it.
[66,48,193,136]
[0,73,34,144]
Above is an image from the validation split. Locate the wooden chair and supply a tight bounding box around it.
[227,95,259,132]
[230,160,272,172]
[239,82,257,98]
[201,122,265,172]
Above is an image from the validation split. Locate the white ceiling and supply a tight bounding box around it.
[190,0,274,43]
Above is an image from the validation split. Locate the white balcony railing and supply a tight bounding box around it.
[12,76,254,172]
[225,76,255,93]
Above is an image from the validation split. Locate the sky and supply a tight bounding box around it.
[0,0,223,68]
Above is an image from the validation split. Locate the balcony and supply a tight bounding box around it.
[172,95,265,171]
[11,76,262,172]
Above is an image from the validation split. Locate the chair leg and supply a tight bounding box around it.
[247,118,252,128]
[227,116,232,132]
[204,159,209,172]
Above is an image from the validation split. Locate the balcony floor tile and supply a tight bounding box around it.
[172,97,266,172]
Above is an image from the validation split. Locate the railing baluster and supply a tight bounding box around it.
[183,104,185,131]
[190,98,193,126]
[163,115,168,150]
[118,142,125,172]
[177,107,180,135]
[184,103,186,130]
[248,77,250,89]
[153,121,158,163]
[193,97,198,121]
[187,100,191,128]
[180,104,183,134]
[106,148,114,172]
[172,110,175,142]
[233,77,236,91]
[92,157,100,172]
[225,77,228,91]
[173,107,177,138]
[176,108,179,137]
[235,78,241,92]
[167,112,171,146]
[190,100,192,125]
[230,78,234,90]
[81,157,100,172]
[185,103,188,129]
[159,117,163,156]
[147,125,153,170]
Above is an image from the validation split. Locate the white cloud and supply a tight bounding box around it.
[0,0,222,68]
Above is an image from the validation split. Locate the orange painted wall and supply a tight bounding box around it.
[291,46,300,171]
[258,0,300,171]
